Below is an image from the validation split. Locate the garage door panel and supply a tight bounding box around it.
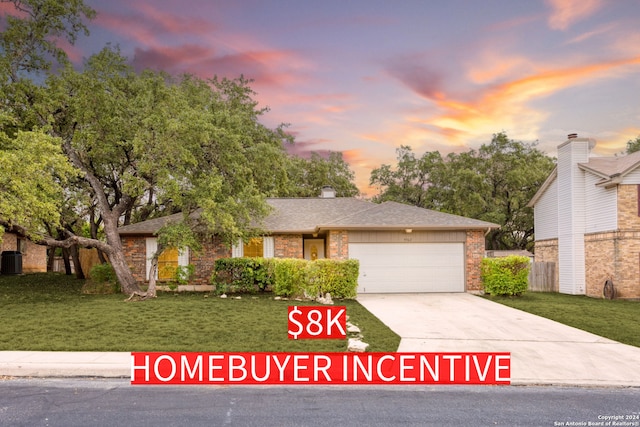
[349,243,464,293]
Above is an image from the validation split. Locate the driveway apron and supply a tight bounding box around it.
[356,293,640,386]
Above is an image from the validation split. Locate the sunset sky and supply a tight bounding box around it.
[14,1,640,193]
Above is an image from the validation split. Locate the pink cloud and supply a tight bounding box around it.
[385,59,444,99]
[93,4,217,47]
[0,2,27,18]
[546,0,603,30]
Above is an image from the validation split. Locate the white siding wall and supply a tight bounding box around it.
[584,172,617,233]
[557,139,592,295]
[534,177,558,240]
[621,169,640,184]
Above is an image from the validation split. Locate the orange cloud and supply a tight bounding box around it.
[564,23,615,45]
[467,52,533,84]
[594,127,640,155]
[546,0,603,30]
[426,55,640,144]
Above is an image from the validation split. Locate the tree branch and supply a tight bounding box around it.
[37,231,112,255]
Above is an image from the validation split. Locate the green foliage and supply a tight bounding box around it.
[481,256,530,296]
[213,257,360,298]
[305,259,359,298]
[626,135,640,154]
[272,258,308,297]
[285,152,359,197]
[370,133,556,251]
[173,264,195,285]
[0,129,77,237]
[83,263,119,294]
[211,257,275,294]
[211,258,359,298]
[0,0,96,81]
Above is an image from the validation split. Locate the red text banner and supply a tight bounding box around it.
[288,306,347,339]
[131,352,511,385]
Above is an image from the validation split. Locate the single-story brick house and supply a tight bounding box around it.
[0,228,47,274]
[117,188,498,293]
[528,134,640,299]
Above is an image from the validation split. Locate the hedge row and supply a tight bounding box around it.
[211,257,359,299]
[480,255,530,296]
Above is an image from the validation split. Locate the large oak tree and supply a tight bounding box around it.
[370,133,555,250]
[0,1,294,295]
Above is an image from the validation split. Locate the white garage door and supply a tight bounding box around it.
[349,243,465,293]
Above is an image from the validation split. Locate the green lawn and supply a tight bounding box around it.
[0,273,400,352]
[483,292,640,348]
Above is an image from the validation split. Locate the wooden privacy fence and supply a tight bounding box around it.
[528,262,557,292]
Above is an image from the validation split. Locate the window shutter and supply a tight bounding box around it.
[232,239,244,258]
[263,236,275,258]
[178,247,189,266]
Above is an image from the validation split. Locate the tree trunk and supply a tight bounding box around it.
[89,207,108,264]
[146,256,158,299]
[69,244,85,280]
[62,247,72,275]
[101,212,142,295]
[109,244,141,295]
[46,247,55,272]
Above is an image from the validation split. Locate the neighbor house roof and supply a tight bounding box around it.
[117,197,499,236]
[578,150,640,187]
[528,150,640,207]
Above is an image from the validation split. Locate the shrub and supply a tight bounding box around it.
[211,258,274,294]
[481,256,530,296]
[306,259,359,299]
[211,257,360,298]
[272,258,308,297]
[82,263,119,294]
[174,264,196,285]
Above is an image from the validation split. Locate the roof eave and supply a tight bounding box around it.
[527,167,557,208]
[317,224,500,231]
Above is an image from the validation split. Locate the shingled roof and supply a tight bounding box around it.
[578,150,640,186]
[117,197,499,235]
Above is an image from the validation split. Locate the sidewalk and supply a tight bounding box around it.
[0,351,130,378]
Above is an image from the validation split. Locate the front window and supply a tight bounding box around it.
[232,236,274,258]
[243,238,264,258]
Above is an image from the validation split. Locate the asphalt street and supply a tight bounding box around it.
[1,378,639,427]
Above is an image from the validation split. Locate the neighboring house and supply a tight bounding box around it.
[117,188,498,294]
[528,134,640,299]
[0,229,47,273]
[485,250,534,261]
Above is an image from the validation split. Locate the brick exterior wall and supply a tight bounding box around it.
[191,237,231,285]
[465,230,485,291]
[581,184,640,299]
[274,234,303,258]
[121,228,489,293]
[585,231,640,299]
[327,230,348,260]
[121,235,232,286]
[121,236,147,283]
[1,232,47,273]
[617,185,640,230]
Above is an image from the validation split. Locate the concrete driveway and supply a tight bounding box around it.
[357,293,640,386]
